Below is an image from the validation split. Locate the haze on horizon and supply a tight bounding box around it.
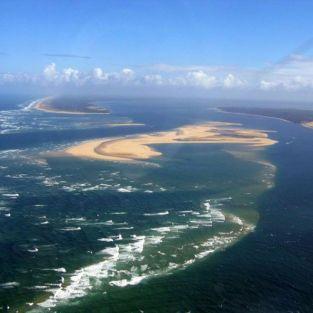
[1,0,313,101]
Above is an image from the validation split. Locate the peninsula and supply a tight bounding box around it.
[35,98,110,114]
[220,107,313,129]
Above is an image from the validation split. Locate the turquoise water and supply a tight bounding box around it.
[0,97,312,312]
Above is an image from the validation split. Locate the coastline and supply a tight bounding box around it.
[218,107,313,130]
[106,123,145,127]
[216,107,292,124]
[302,121,313,129]
[35,101,110,115]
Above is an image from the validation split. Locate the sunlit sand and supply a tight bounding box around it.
[63,122,277,162]
[302,121,313,129]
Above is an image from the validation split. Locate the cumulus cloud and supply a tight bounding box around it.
[2,56,313,98]
[121,68,134,78]
[186,71,218,89]
[62,67,80,82]
[43,63,58,81]
[2,73,15,82]
[93,67,108,81]
[223,74,245,88]
[143,74,164,85]
[258,56,313,91]
[42,63,82,84]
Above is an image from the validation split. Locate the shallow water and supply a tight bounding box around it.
[0,96,312,312]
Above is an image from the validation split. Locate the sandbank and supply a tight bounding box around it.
[302,121,313,129]
[35,101,109,115]
[107,123,145,127]
[62,122,277,162]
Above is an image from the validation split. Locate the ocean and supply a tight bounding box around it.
[0,96,312,312]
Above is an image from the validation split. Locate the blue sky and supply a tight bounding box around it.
[1,0,313,99]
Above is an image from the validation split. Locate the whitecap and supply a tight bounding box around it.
[97,246,120,258]
[229,215,243,225]
[145,236,163,245]
[2,193,19,198]
[65,217,86,222]
[144,211,169,216]
[151,227,171,233]
[27,248,39,253]
[117,186,137,193]
[210,208,225,223]
[109,275,148,287]
[42,268,67,273]
[97,238,114,242]
[103,220,114,225]
[60,227,81,231]
[0,282,20,289]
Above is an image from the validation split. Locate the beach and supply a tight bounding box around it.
[106,123,145,127]
[302,121,313,129]
[64,122,277,162]
[35,101,110,115]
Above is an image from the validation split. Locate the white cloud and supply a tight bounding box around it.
[143,74,164,85]
[121,68,135,81]
[223,74,245,88]
[2,73,15,82]
[186,71,218,89]
[62,67,80,82]
[93,67,108,81]
[3,56,313,98]
[43,63,58,81]
[260,80,278,90]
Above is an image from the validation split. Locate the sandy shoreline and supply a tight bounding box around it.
[107,123,145,127]
[35,101,109,115]
[62,122,277,162]
[302,121,313,129]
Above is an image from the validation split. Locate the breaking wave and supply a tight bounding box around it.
[33,199,253,310]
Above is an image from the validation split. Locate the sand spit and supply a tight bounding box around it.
[302,121,313,129]
[106,123,145,127]
[63,122,277,162]
[35,101,109,115]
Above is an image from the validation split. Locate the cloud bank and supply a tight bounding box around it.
[1,55,313,100]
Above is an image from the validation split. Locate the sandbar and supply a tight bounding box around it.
[107,123,145,127]
[35,101,109,115]
[62,122,277,162]
[302,121,313,129]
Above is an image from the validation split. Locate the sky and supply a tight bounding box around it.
[1,0,313,100]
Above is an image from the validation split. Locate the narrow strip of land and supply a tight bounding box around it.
[220,107,313,128]
[35,101,110,115]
